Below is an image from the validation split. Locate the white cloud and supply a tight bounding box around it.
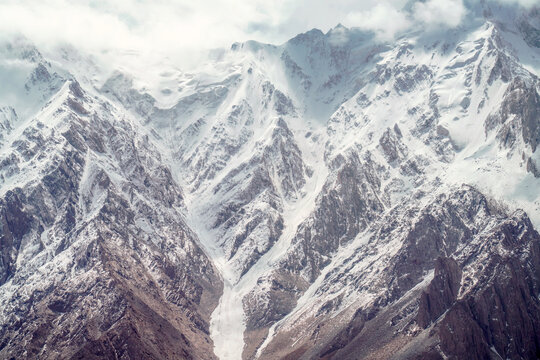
[344,2,411,40]
[0,1,408,71]
[491,0,539,7]
[0,0,529,69]
[0,0,286,54]
[0,0,419,56]
[413,0,467,28]
[343,0,469,40]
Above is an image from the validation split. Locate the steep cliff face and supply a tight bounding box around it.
[0,46,222,359]
[0,3,539,360]
[253,188,540,360]
[415,211,540,360]
[253,187,535,359]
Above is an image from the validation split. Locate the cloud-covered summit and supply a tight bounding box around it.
[0,0,535,68]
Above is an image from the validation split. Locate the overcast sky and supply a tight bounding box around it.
[0,0,535,59]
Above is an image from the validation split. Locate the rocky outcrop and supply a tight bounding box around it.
[282,151,384,282]
[433,211,540,360]
[485,77,540,153]
[379,125,408,165]
[243,150,385,355]
[334,208,540,360]
[206,117,310,278]
[416,257,462,328]
[0,190,32,285]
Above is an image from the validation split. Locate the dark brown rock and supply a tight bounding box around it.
[417,257,462,328]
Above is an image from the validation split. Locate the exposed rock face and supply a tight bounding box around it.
[241,149,386,351]
[379,126,408,164]
[285,150,384,280]
[0,77,222,359]
[200,116,311,279]
[420,211,540,360]
[486,77,540,153]
[416,257,462,329]
[0,190,31,285]
[257,189,540,360]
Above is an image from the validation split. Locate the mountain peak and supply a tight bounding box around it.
[288,28,325,44]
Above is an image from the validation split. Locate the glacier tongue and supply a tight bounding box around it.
[184,116,329,359]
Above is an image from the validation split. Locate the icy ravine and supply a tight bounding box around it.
[182,190,244,360]
[185,206,239,360]
[184,132,329,360]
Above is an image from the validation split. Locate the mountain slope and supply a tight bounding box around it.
[0,43,221,359]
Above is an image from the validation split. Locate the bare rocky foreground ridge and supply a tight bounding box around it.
[0,2,540,359]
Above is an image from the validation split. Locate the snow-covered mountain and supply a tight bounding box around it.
[1,2,539,359]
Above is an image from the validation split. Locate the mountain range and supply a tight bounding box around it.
[0,1,539,359]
